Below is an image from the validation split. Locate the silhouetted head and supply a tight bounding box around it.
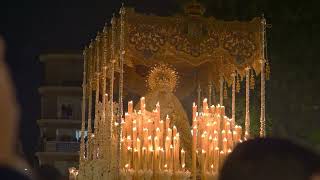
[219,138,320,180]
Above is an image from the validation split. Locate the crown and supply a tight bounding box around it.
[184,0,206,16]
[146,63,178,92]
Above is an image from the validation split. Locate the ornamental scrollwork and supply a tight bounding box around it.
[200,30,220,55]
[222,31,257,64]
[128,24,258,61]
[128,24,166,58]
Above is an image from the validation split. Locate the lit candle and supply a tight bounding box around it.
[160,148,165,170]
[192,102,197,121]
[210,105,215,114]
[181,149,185,170]
[201,150,207,179]
[148,148,154,170]
[176,133,180,170]
[219,151,225,168]
[127,147,132,168]
[142,147,147,170]
[165,115,170,130]
[154,137,159,171]
[128,101,133,114]
[134,148,139,170]
[159,120,164,146]
[210,164,214,173]
[169,145,174,171]
[233,130,237,141]
[223,138,228,153]
[137,138,141,169]
[140,97,145,113]
[168,128,172,140]
[227,130,233,150]
[214,147,219,172]
[192,126,197,179]
[203,98,208,113]
[143,128,148,147]
[132,127,137,148]
[208,135,213,167]
[221,130,226,140]
[173,126,177,138]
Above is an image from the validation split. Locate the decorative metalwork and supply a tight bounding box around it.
[76,2,269,179]
[146,63,178,92]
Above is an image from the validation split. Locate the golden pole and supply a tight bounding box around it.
[94,34,101,160]
[116,4,126,175]
[80,47,87,164]
[101,26,108,160]
[231,72,236,128]
[110,14,116,178]
[260,16,266,137]
[87,41,94,160]
[197,83,201,112]
[219,75,224,106]
[245,67,251,138]
[208,82,212,106]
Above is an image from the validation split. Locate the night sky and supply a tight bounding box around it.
[0,0,317,165]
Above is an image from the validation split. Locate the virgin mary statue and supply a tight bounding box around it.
[136,63,192,168]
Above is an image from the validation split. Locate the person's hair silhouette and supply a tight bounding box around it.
[219,138,320,180]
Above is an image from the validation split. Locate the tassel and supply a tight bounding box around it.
[236,75,241,93]
[266,61,271,80]
[224,83,228,99]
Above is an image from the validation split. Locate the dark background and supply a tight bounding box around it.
[0,0,318,165]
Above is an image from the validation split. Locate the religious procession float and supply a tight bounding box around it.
[69,1,270,179]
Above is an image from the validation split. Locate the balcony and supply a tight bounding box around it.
[45,141,80,153]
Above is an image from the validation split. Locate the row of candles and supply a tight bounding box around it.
[191,98,245,180]
[120,97,187,178]
[119,97,245,180]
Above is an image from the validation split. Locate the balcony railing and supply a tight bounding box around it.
[45,141,80,153]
